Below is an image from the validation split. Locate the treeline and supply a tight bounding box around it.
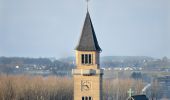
[0,57,52,65]
[101,56,170,69]
[144,56,170,69]
[0,56,170,75]
[0,57,74,68]
[0,75,147,100]
[0,57,75,74]
[0,75,73,100]
[101,56,154,68]
[59,56,170,69]
[58,56,156,68]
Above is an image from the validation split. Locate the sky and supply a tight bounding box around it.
[0,0,170,59]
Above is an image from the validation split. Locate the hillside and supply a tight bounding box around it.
[0,56,170,75]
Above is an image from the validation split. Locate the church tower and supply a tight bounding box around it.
[72,11,103,100]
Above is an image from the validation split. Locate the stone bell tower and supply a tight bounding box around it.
[72,11,103,100]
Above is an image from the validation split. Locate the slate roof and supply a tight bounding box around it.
[75,11,102,51]
[128,95,149,100]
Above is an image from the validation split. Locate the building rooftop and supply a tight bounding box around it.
[127,95,149,100]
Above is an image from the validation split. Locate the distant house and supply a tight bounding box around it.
[127,95,148,100]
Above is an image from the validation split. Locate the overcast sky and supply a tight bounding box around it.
[0,0,170,59]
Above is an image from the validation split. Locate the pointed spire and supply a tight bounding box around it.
[75,11,102,51]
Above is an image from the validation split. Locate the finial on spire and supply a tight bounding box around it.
[86,0,90,11]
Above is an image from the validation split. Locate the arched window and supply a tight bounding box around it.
[89,96,92,100]
[82,96,84,100]
[85,96,88,100]
[81,54,85,64]
[82,96,92,100]
[81,54,93,64]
